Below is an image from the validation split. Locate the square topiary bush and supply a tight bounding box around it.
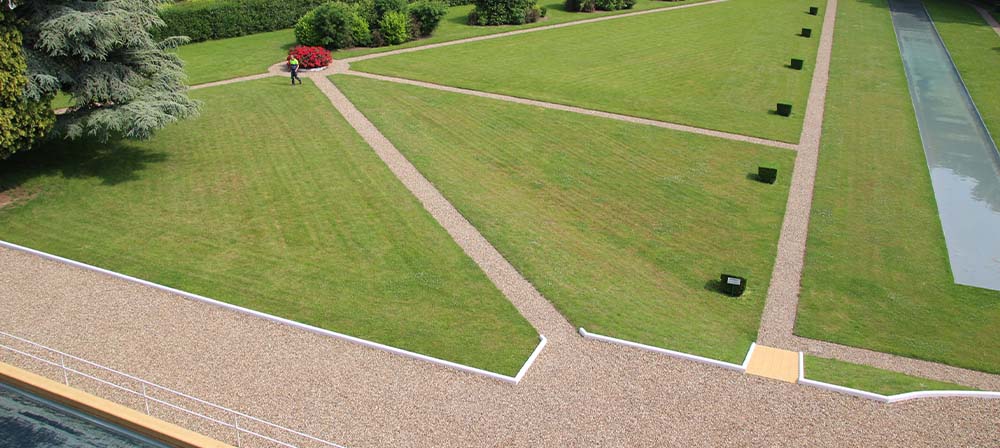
[776,103,792,117]
[758,166,778,184]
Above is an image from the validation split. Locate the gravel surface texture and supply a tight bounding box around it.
[757,0,837,352]
[2,246,1000,448]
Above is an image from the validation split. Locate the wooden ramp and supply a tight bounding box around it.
[745,345,799,383]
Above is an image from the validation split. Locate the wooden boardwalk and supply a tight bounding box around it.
[746,345,800,383]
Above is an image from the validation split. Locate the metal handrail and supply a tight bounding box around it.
[0,330,345,448]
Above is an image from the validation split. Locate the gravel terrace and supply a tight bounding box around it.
[2,246,999,447]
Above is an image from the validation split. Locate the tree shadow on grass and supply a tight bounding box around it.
[0,138,168,194]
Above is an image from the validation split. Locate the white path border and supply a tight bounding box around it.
[578,327,747,372]
[0,240,547,384]
[797,353,1000,403]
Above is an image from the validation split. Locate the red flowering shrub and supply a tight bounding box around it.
[287,45,332,69]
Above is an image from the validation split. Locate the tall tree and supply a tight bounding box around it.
[1,8,53,159]
[12,0,199,143]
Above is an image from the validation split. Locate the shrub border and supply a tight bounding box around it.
[0,240,547,384]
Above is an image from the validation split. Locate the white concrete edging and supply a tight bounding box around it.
[796,353,1000,403]
[578,327,746,372]
[741,342,757,370]
[0,240,547,384]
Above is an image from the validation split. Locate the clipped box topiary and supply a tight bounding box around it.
[776,103,792,117]
[790,58,804,70]
[720,274,747,297]
[758,167,778,184]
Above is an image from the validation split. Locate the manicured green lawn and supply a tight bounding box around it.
[334,74,795,363]
[804,356,977,395]
[176,29,296,85]
[350,0,824,143]
[795,0,1000,374]
[925,0,1000,151]
[0,78,539,376]
[171,0,709,85]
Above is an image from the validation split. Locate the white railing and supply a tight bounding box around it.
[0,330,345,448]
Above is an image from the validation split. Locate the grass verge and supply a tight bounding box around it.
[177,29,296,85]
[350,0,824,143]
[0,78,539,376]
[795,0,1000,374]
[804,355,977,395]
[924,0,1000,152]
[334,74,795,363]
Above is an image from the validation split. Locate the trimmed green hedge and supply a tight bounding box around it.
[566,0,635,12]
[157,0,328,42]
[468,0,544,25]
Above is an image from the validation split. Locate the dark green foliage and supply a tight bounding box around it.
[157,0,328,42]
[295,0,444,48]
[597,0,636,10]
[566,0,634,12]
[468,0,542,25]
[295,2,369,49]
[565,0,595,12]
[374,0,408,18]
[350,10,374,46]
[379,10,410,44]
[0,11,54,159]
[408,0,447,37]
[14,0,198,143]
[526,2,546,21]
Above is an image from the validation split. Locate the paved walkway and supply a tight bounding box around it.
[2,247,999,448]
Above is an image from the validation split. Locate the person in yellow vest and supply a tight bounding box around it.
[289,56,302,85]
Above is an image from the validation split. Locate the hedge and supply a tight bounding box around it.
[157,0,329,42]
[296,0,446,48]
[566,0,635,12]
[157,0,464,42]
[468,0,543,25]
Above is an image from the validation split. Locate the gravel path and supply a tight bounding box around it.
[343,70,798,150]
[3,246,1000,448]
[757,0,837,350]
[970,2,1000,38]
[341,0,729,63]
[309,74,571,341]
